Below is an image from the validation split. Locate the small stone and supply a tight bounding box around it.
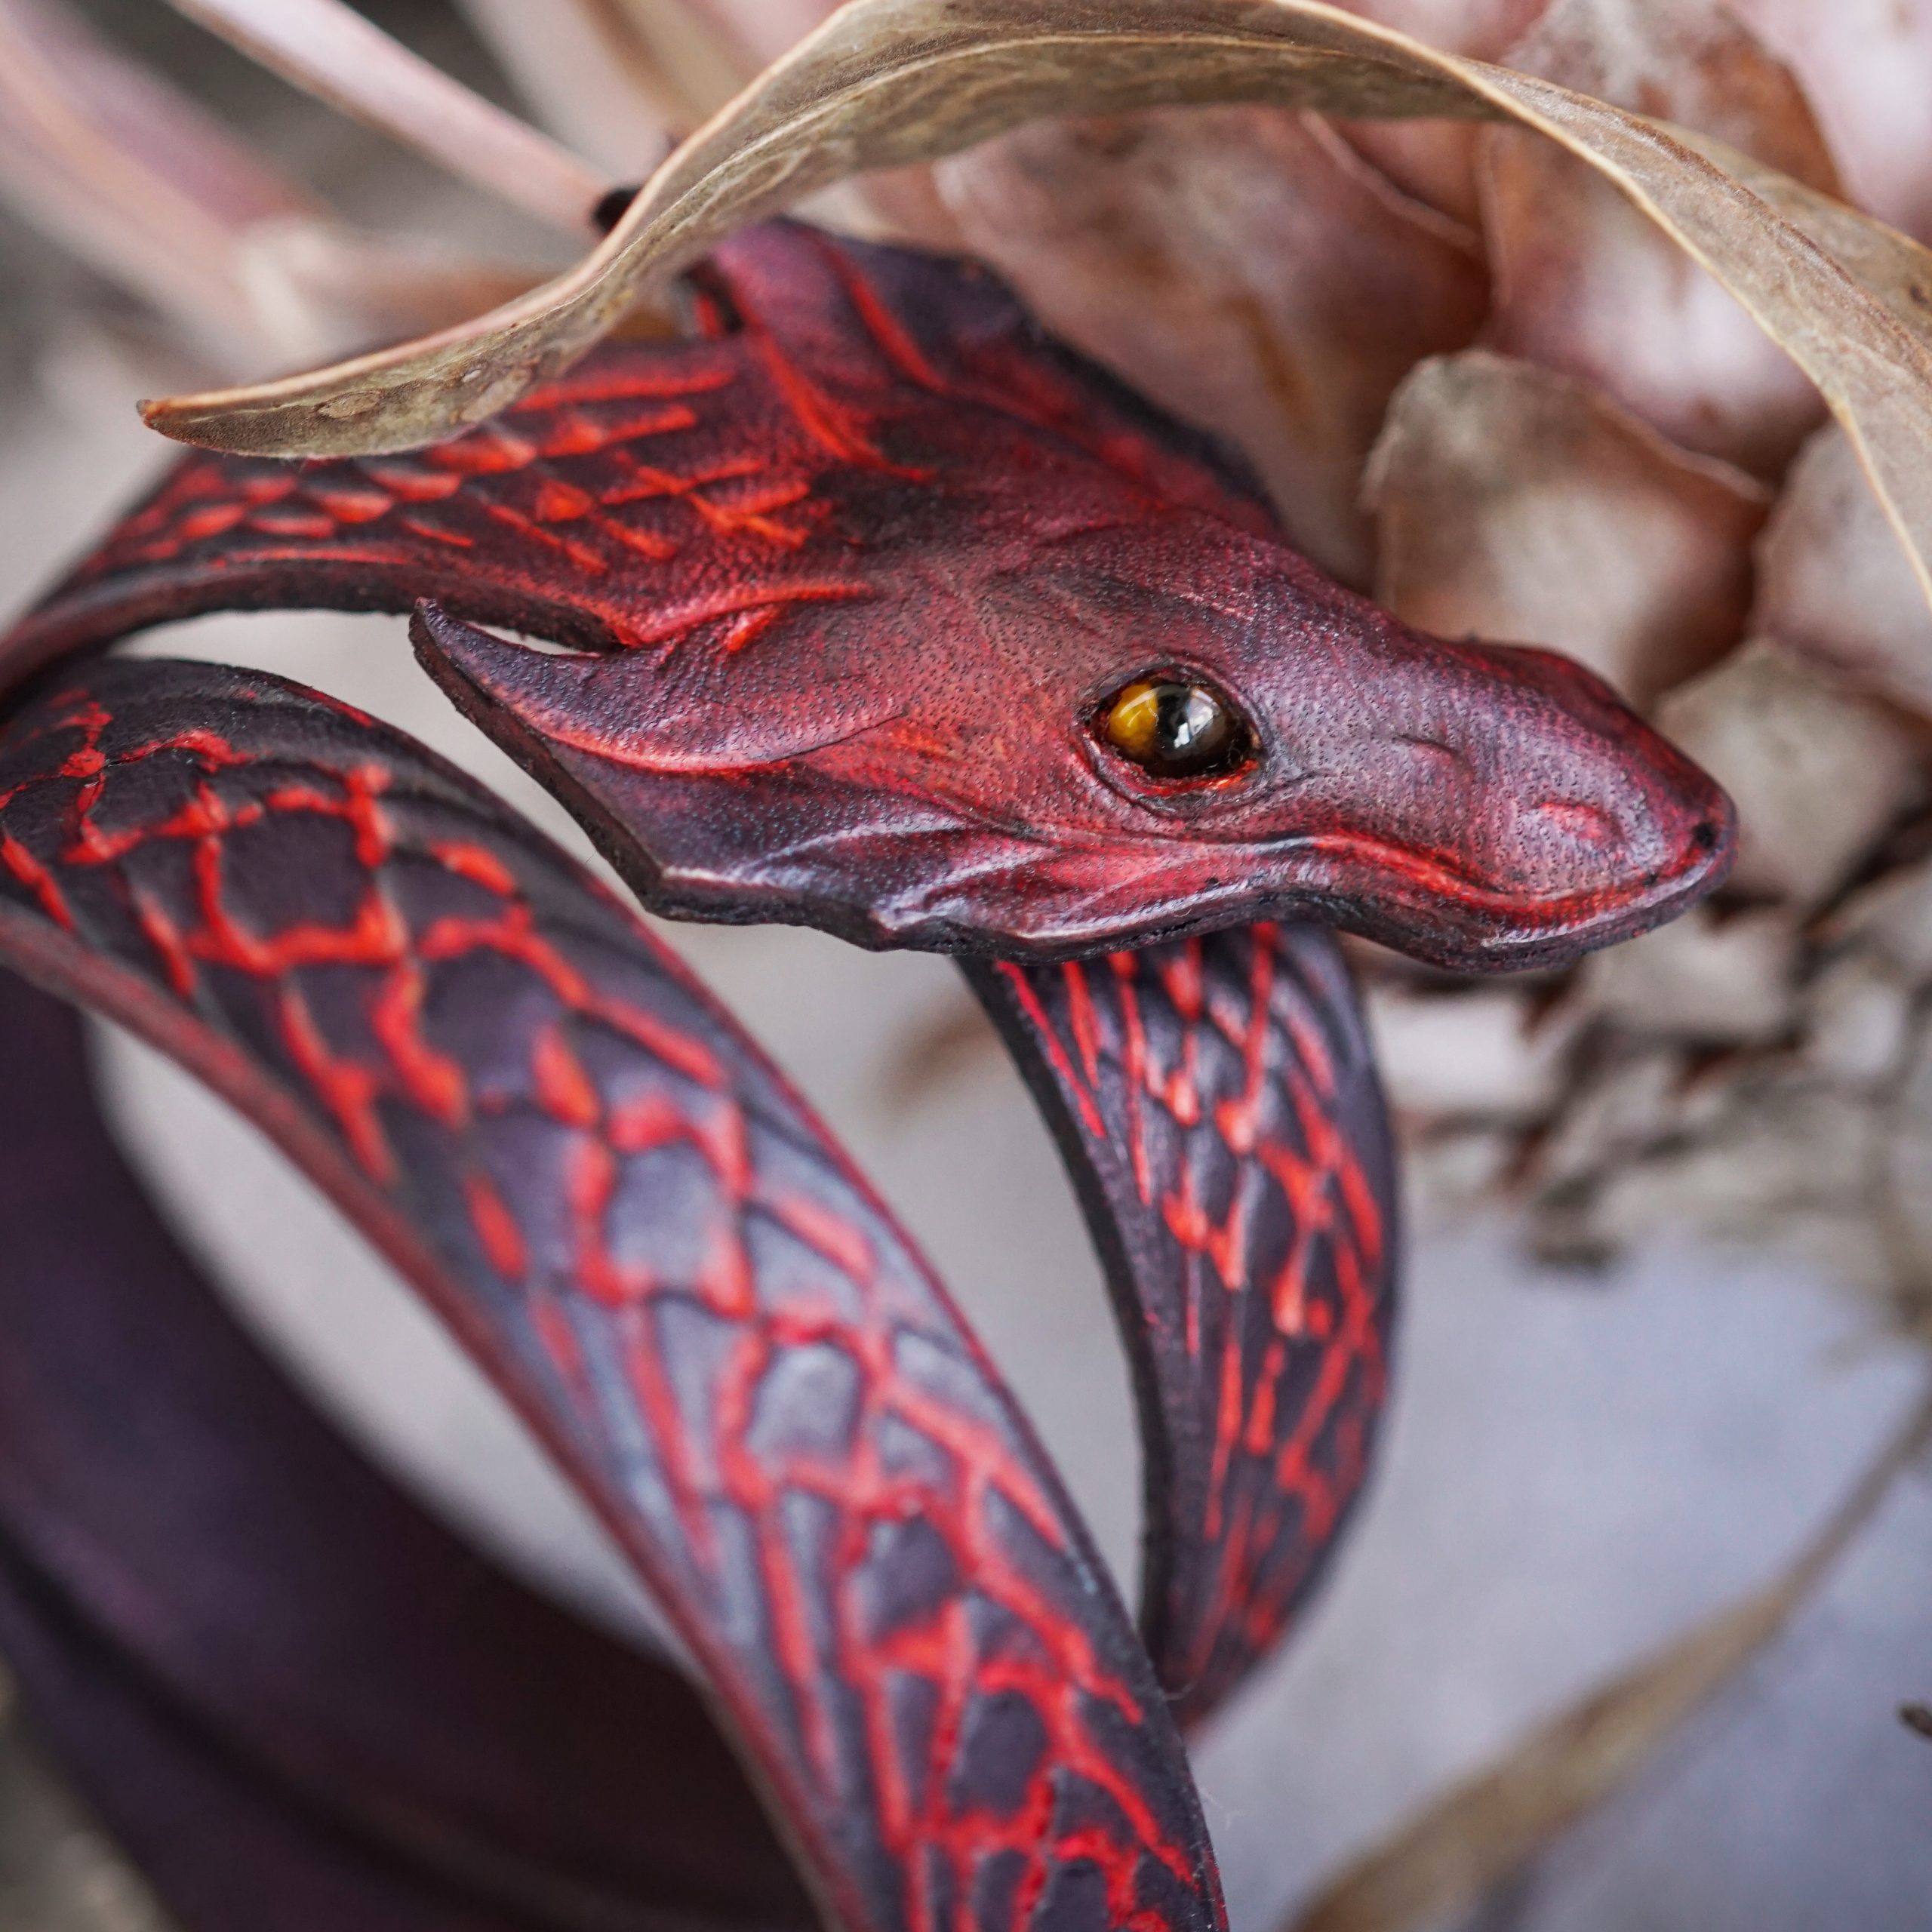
[1656,638,1926,907]
[1362,981,1579,1121]
[1801,951,1915,1088]
[1579,903,1798,1043]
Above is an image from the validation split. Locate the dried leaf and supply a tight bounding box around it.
[164,0,608,232]
[1580,902,1798,1043]
[1536,1107,1899,1283]
[1827,855,1932,982]
[131,0,1932,642]
[1884,1014,1932,1303]
[1285,1380,1932,1932]
[1656,639,1926,907]
[931,105,1485,583]
[1754,422,1932,719]
[1525,1041,1690,1192]
[1367,349,1767,704]
[1480,0,1838,475]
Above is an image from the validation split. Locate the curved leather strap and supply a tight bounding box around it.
[0,220,1393,1728]
[971,930,1395,1724]
[0,657,1223,1932]
[0,980,808,1932]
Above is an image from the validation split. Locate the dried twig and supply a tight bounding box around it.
[0,0,320,357]
[461,0,750,152]
[164,0,608,232]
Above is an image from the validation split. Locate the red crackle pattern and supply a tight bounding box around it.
[971,928,1395,1725]
[0,657,1223,1932]
[5,220,1266,688]
[7,220,1733,973]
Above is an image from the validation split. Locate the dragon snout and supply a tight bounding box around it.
[1238,635,1736,973]
[1479,644,1733,889]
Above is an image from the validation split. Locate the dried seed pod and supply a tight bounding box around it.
[1363,980,1580,1121]
[1481,0,1838,475]
[933,106,1485,583]
[1753,420,1932,719]
[1578,904,1800,1044]
[1367,350,1768,706]
[1656,638,1926,906]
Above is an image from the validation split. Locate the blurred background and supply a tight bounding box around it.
[2,3,1930,1927]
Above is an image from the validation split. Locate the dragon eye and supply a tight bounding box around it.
[1097,677,1248,780]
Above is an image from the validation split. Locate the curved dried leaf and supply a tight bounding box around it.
[1367,349,1767,704]
[1480,0,1838,475]
[133,0,1932,635]
[932,105,1485,583]
[164,0,607,232]
[1327,0,1550,225]
[1285,1382,1932,1932]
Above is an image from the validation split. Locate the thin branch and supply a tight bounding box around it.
[459,0,749,165]
[0,0,319,358]
[1285,1381,1932,1932]
[164,0,608,233]
[0,0,546,369]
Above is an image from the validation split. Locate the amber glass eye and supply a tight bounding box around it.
[1097,678,1247,780]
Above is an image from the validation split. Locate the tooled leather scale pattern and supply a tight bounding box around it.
[0,660,1222,1932]
[2,221,1396,1731]
[971,929,1395,1725]
[2,223,1269,688]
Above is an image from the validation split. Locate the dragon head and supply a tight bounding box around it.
[415,226,1732,971]
[8,217,1732,973]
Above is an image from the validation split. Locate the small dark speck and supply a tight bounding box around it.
[1690,820,1719,854]
[592,183,640,235]
[1900,1701,1932,1740]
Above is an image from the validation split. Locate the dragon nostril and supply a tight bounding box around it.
[1527,798,1621,848]
[1690,818,1720,854]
